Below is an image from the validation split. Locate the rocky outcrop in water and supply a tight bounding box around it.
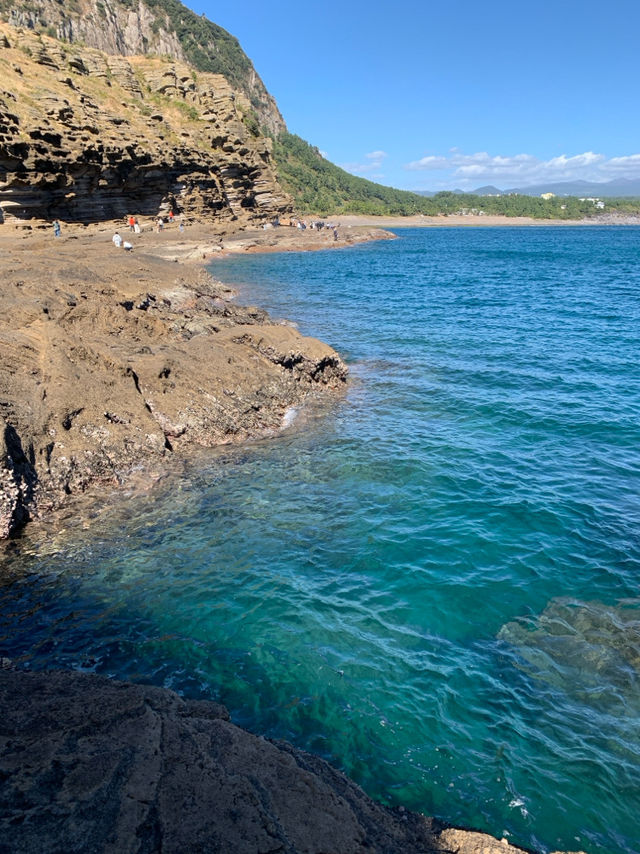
[0,226,347,539]
[0,668,583,854]
[0,22,290,224]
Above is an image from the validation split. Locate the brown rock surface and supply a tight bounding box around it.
[0,0,285,135]
[0,667,578,854]
[0,22,289,224]
[0,224,348,538]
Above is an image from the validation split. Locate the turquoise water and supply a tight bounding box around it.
[2,227,640,853]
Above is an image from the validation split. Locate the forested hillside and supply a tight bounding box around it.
[273,134,432,216]
[273,135,640,219]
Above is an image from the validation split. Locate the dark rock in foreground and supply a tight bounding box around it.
[0,670,436,853]
[0,669,564,854]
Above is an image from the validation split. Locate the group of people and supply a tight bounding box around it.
[293,219,339,240]
[112,231,133,251]
[112,210,185,250]
[52,209,186,244]
[156,210,184,232]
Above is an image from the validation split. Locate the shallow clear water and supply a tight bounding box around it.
[2,227,640,854]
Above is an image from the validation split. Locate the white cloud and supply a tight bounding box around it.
[340,149,388,176]
[407,155,452,170]
[601,154,640,174]
[404,149,639,188]
[366,150,387,161]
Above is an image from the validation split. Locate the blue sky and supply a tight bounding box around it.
[195,0,640,192]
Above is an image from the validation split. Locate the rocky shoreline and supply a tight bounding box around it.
[0,221,586,854]
[0,220,392,540]
[0,666,583,854]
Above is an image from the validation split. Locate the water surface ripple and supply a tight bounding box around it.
[1,227,639,854]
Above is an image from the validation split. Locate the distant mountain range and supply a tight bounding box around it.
[417,178,640,198]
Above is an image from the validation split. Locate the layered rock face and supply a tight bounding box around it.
[0,0,286,135]
[0,22,291,223]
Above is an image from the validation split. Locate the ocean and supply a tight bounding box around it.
[1,227,639,854]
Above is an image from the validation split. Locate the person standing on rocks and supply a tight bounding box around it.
[128,215,135,232]
[112,231,122,248]
[53,220,61,238]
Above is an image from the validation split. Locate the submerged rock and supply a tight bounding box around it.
[498,597,640,711]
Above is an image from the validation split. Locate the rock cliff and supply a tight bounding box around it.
[0,21,290,223]
[0,0,285,135]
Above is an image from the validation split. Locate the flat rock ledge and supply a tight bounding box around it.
[0,228,348,540]
[0,670,583,854]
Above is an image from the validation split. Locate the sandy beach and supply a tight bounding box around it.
[330,213,640,228]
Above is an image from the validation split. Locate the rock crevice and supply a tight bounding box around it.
[0,418,37,538]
